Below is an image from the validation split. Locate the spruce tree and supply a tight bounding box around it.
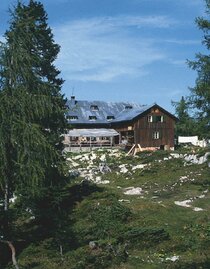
[0,0,68,263]
[188,0,210,137]
[172,96,195,137]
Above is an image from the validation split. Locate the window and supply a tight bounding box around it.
[148,115,153,122]
[90,105,99,111]
[89,115,97,121]
[67,115,78,121]
[153,131,160,139]
[148,115,164,123]
[107,115,115,121]
[125,105,133,109]
[154,115,164,122]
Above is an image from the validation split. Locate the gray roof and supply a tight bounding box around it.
[66,98,152,125]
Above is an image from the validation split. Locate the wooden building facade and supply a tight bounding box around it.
[66,97,177,150]
[113,105,176,150]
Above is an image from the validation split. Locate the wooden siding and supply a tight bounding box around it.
[133,109,175,148]
[69,105,176,149]
[113,107,175,148]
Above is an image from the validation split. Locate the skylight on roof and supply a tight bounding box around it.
[67,115,78,121]
[89,115,97,121]
[90,105,99,111]
[107,115,115,121]
[125,105,133,109]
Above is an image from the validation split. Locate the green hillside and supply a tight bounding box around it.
[4,147,210,269]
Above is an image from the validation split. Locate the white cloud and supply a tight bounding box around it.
[53,16,173,82]
[164,39,200,45]
[94,15,176,29]
[169,59,186,66]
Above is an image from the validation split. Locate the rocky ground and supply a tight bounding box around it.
[64,147,210,268]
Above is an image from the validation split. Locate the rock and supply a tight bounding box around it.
[193,207,204,212]
[69,170,80,177]
[171,152,210,165]
[94,176,110,184]
[124,187,143,195]
[100,154,106,162]
[89,241,98,250]
[73,155,83,160]
[90,153,97,161]
[118,199,130,203]
[99,162,111,173]
[100,180,110,184]
[120,167,128,173]
[170,153,182,159]
[198,152,210,164]
[132,164,147,170]
[165,255,179,262]
[174,200,192,208]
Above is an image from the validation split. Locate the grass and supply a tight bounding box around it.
[6,147,210,269]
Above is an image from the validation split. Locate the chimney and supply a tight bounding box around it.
[70,95,77,105]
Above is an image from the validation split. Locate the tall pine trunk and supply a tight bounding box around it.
[4,180,9,211]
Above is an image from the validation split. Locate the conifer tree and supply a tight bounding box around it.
[188,0,210,137]
[0,0,68,262]
[172,96,195,137]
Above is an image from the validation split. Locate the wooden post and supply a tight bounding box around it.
[137,144,142,151]
[126,144,135,156]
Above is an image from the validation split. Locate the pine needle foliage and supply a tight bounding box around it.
[172,96,196,137]
[0,0,67,222]
[187,0,210,137]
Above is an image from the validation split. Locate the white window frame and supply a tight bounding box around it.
[157,115,164,122]
[148,115,164,123]
[153,131,160,139]
[148,115,153,122]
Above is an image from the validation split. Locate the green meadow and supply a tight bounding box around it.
[7,147,210,269]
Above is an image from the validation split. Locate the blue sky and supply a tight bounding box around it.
[0,0,207,112]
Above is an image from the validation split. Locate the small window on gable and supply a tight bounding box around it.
[107,115,115,121]
[90,105,99,111]
[154,115,164,122]
[149,115,164,123]
[125,105,133,109]
[67,115,78,121]
[153,131,160,139]
[89,115,97,121]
